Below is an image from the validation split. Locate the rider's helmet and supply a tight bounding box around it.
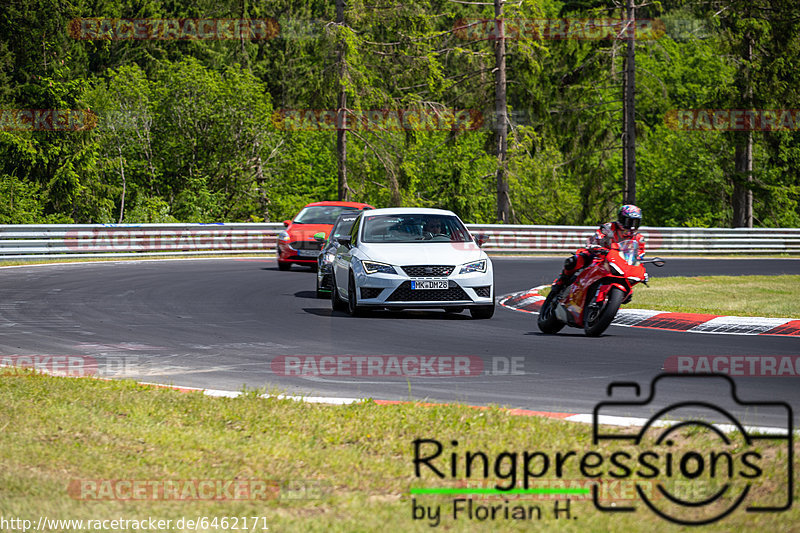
[617,204,642,237]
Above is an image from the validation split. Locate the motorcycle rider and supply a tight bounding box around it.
[552,204,646,289]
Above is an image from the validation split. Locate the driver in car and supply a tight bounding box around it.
[423,218,447,238]
[552,204,646,289]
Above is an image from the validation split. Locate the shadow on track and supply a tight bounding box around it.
[304,308,473,320]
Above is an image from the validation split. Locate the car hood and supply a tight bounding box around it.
[287,223,332,241]
[358,242,486,266]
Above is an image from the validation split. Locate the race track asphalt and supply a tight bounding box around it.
[1,257,798,428]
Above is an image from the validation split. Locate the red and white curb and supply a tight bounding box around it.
[3,368,790,435]
[124,382,798,436]
[499,286,800,337]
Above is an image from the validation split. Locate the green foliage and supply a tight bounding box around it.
[0,0,797,227]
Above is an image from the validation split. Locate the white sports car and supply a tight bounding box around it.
[330,208,494,318]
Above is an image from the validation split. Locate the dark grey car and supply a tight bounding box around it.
[315,212,361,298]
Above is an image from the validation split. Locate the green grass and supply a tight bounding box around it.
[629,275,800,318]
[540,275,800,318]
[1,371,797,532]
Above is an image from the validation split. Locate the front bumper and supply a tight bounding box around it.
[352,267,493,309]
[277,242,320,263]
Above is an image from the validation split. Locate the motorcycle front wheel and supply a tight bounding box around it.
[583,286,624,337]
[537,288,565,334]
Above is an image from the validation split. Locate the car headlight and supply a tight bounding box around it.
[361,260,396,274]
[459,259,487,274]
[278,231,290,242]
[323,252,336,264]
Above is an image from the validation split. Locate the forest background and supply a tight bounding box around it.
[1,0,798,227]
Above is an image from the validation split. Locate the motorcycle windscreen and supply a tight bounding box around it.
[617,239,640,265]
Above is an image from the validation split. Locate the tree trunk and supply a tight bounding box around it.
[336,0,349,201]
[117,143,126,223]
[732,33,753,228]
[253,150,270,222]
[732,133,753,227]
[622,0,636,205]
[494,0,511,223]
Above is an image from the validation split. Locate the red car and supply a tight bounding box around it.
[276,201,374,271]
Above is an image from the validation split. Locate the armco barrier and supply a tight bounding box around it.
[0,223,797,259]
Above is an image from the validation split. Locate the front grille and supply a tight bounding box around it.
[474,286,491,298]
[360,287,383,299]
[386,281,470,302]
[289,240,322,251]
[401,265,454,277]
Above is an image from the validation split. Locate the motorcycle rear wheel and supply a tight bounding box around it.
[584,286,624,337]
[537,288,565,334]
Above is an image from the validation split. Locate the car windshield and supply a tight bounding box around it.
[361,214,472,243]
[618,239,640,265]
[294,206,360,224]
[329,216,358,242]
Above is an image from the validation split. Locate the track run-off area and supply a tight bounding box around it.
[1,256,798,428]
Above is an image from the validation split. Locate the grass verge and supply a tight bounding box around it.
[1,371,797,532]
[539,275,800,318]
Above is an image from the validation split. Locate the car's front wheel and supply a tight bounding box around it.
[330,273,347,312]
[470,303,494,319]
[316,274,329,299]
[347,272,368,317]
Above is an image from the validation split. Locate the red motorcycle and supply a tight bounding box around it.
[537,240,665,336]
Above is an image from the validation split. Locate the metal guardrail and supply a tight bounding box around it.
[467,225,800,254]
[0,223,798,259]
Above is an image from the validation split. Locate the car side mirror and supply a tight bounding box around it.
[474,233,489,247]
[313,232,326,242]
[336,235,352,247]
[282,220,292,227]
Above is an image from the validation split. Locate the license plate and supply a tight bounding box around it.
[411,280,449,290]
[297,249,319,257]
